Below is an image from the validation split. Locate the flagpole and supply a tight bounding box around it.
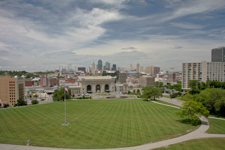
[62,87,69,126]
[65,89,66,124]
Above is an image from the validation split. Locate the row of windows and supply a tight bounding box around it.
[9,87,15,89]
[9,81,15,83]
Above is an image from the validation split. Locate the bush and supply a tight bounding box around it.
[32,100,39,105]
[191,115,201,126]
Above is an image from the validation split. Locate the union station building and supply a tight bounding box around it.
[69,76,128,96]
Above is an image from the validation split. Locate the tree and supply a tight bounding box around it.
[133,89,136,94]
[34,94,38,98]
[52,87,71,101]
[206,80,211,87]
[142,86,162,100]
[137,89,140,95]
[154,81,160,88]
[189,80,198,88]
[31,100,39,105]
[128,90,131,94]
[201,82,207,90]
[159,82,163,88]
[178,101,209,125]
[189,86,200,95]
[15,98,27,106]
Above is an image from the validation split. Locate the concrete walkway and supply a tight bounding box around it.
[1,97,225,150]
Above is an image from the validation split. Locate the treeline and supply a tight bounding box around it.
[181,80,225,117]
[0,70,27,76]
[155,81,183,92]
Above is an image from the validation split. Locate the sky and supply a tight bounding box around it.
[0,0,225,72]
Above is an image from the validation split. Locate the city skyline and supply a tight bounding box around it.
[0,0,225,71]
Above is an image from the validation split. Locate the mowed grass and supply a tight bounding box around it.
[207,118,225,134]
[154,138,225,150]
[0,99,198,148]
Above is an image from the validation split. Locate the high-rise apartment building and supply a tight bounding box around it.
[136,63,140,72]
[98,59,102,70]
[0,76,25,107]
[211,47,225,62]
[139,66,144,72]
[145,65,154,76]
[182,61,225,89]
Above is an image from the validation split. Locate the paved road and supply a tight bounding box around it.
[1,97,225,150]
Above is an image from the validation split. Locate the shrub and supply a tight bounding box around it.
[191,115,201,126]
[32,100,39,105]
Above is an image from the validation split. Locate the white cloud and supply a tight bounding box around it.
[171,22,203,29]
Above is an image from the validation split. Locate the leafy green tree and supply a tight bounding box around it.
[178,101,209,125]
[133,89,136,94]
[159,82,163,88]
[128,90,131,94]
[52,87,71,101]
[189,80,198,88]
[154,81,160,88]
[31,100,38,105]
[142,86,162,100]
[206,80,211,87]
[201,82,207,90]
[189,86,200,95]
[15,98,27,106]
[137,89,140,95]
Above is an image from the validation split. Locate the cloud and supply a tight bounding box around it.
[174,45,183,49]
[171,22,203,29]
[121,47,137,51]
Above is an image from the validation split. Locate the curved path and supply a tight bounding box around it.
[1,97,225,150]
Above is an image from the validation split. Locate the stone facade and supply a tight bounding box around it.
[77,76,115,94]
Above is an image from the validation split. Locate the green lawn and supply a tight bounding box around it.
[154,138,225,150]
[0,99,198,149]
[207,118,225,134]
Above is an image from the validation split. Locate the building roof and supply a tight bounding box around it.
[78,76,113,80]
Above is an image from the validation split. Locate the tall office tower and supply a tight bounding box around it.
[118,73,127,83]
[112,64,116,70]
[139,66,144,72]
[129,64,133,71]
[145,65,154,75]
[92,62,95,74]
[182,61,225,89]
[105,62,110,70]
[87,66,90,73]
[0,76,25,107]
[136,63,140,72]
[154,66,160,75]
[98,59,102,70]
[211,47,225,62]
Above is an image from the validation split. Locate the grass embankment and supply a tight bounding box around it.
[0,99,198,149]
[154,138,225,150]
[207,118,225,134]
